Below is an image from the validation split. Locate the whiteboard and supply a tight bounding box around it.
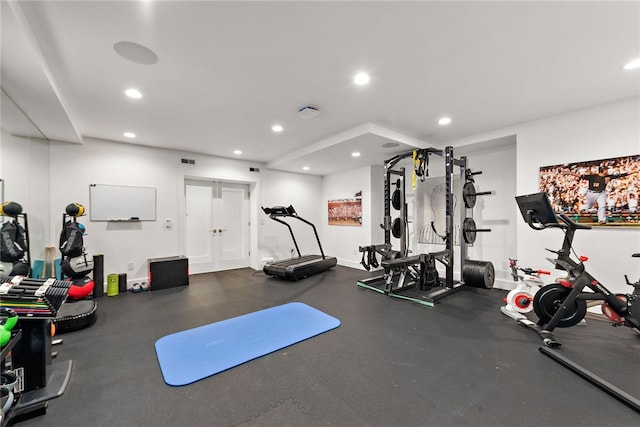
[89,184,156,221]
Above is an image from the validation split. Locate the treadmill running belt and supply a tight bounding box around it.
[269,255,322,268]
[264,255,337,281]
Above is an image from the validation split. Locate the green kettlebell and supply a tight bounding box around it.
[0,308,18,347]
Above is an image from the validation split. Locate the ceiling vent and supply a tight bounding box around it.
[181,158,195,165]
[298,106,319,119]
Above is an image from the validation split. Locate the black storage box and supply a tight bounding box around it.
[118,273,127,292]
[148,256,189,291]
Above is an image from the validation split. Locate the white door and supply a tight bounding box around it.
[185,180,250,273]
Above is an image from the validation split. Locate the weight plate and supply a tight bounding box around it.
[462,260,494,289]
[463,217,477,244]
[392,218,402,238]
[392,189,401,211]
[463,182,477,208]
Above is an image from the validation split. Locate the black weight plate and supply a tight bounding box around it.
[463,217,476,244]
[483,261,495,288]
[392,218,402,238]
[392,189,401,211]
[463,182,477,208]
[463,260,494,289]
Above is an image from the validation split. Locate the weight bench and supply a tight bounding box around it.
[381,255,422,293]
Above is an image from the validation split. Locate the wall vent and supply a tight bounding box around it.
[181,158,195,165]
[249,167,260,172]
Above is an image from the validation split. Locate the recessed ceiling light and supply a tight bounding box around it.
[272,124,283,132]
[354,72,370,85]
[233,150,242,155]
[382,142,399,148]
[123,132,136,138]
[352,152,361,157]
[438,117,452,126]
[125,88,142,99]
[302,166,310,171]
[623,58,640,70]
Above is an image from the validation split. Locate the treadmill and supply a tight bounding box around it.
[262,205,337,280]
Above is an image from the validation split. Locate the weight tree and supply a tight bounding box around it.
[357,146,495,306]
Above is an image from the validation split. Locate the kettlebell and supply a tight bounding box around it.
[0,307,18,347]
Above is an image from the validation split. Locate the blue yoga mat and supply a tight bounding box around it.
[154,302,341,386]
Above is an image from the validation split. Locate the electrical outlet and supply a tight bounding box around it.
[128,262,134,271]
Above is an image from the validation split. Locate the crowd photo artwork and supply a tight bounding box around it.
[328,192,362,226]
[539,154,640,227]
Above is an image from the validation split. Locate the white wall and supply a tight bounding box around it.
[446,97,640,294]
[259,168,322,263]
[458,140,518,288]
[0,130,50,262]
[45,138,323,286]
[322,165,376,268]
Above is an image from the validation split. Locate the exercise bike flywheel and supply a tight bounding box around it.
[505,289,535,313]
[533,284,587,328]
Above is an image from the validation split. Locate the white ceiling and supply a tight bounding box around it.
[1,1,639,176]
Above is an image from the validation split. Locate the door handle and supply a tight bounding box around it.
[218,229,226,233]
[211,229,217,234]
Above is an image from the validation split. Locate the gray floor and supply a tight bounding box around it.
[13,266,640,426]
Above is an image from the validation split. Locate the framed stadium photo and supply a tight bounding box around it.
[539,154,640,227]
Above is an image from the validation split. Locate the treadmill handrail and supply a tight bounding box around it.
[270,216,302,257]
[262,205,327,259]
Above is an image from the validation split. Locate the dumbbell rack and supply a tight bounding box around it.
[0,276,73,423]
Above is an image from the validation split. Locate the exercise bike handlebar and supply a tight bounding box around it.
[508,259,550,279]
[524,210,592,232]
[520,267,551,276]
[525,210,565,231]
[556,213,592,230]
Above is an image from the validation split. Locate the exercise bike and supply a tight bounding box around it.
[515,192,640,347]
[500,258,550,320]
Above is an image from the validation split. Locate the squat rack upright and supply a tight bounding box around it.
[357,146,494,306]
